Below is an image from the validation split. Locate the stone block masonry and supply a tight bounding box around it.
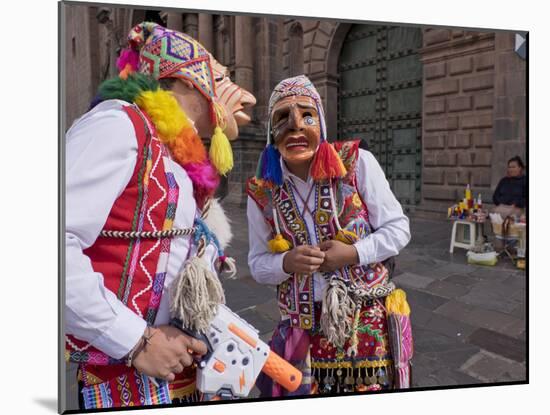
[490,33,526,188]
[419,30,496,213]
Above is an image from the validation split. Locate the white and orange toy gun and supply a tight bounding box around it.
[171,304,302,400]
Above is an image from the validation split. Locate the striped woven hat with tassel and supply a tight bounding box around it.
[118,22,234,176]
[256,75,347,187]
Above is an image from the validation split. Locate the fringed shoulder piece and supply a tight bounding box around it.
[246,177,272,210]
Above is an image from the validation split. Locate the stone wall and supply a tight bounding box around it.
[491,33,527,188]
[63,5,139,130]
[63,4,97,129]
[63,6,526,210]
[283,19,341,139]
[419,29,497,213]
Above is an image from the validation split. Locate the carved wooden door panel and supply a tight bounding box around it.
[338,25,422,213]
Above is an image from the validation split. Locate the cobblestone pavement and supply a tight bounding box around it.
[220,202,527,390]
[65,202,526,408]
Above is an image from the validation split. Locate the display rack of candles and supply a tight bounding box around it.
[447,184,487,222]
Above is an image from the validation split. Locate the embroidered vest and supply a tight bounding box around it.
[66,104,179,386]
[247,140,390,330]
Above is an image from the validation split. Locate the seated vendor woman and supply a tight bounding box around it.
[492,156,526,218]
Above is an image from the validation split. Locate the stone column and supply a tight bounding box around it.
[183,13,198,39]
[198,14,214,51]
[160,11,183,31]
[234,15,254,93]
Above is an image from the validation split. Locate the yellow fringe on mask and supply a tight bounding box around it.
[267,234,292,253]
[135,89,190,144]
[385,289,411,316]
[334,229,359,244]
[209,126,233,176]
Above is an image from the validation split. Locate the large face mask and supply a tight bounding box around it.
[271,95,321,164]
[210,55,257,141]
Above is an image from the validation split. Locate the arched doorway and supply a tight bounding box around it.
[338,25,422,213]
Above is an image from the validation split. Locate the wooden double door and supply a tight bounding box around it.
[338,24,423,213]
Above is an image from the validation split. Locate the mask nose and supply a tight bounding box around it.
[240,88,256,109]
[287,106,304,131]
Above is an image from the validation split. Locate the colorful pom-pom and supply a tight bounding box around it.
[119,63,133,80]
[385,289,411,316]
[267,234,292,253]
[135,89,190,144]
[255,146,269,180]
[169,126,208,164]
[116,48,140,73]
[97,73,159,105]
[334,229,359,245]
[261,144,283,186]
[183,161,220,208]
[311,141,347,181]
[209,127,234,176]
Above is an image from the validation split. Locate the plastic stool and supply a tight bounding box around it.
[449,220,477,253]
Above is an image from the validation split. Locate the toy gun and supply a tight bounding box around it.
[171,304,302,400]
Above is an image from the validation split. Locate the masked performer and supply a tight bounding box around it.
[65,22,255,409]
[247,75,412,396]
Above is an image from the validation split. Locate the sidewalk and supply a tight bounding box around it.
[221,202,527,388]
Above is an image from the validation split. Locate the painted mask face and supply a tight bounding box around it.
[271,95,321,164]
[210,55,256,141]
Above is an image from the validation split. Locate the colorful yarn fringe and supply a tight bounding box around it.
[183,161,220,208]
[98,73,159,104]
[256,144,283,186]
[92,74,221,207]
[116,48,140,73]
[311,141,347,181]
[135,89,191,143]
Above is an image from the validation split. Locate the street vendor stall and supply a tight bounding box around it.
[448,185,488,253]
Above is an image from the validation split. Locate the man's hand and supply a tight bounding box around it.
[282,245,325,274]
[132,325,207,382]
[318,240,359,272]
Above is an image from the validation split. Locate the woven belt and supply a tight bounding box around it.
[350,281,396,300]
[99,227,194,239]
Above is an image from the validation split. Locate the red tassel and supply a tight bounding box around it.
[311,141,347,181]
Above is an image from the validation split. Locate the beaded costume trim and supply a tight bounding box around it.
[311,359,393,369]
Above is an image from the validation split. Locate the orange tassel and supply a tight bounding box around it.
[167,127,208,165]
[311,141,347,181]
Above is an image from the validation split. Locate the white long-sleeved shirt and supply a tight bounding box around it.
[247,148,411,302]
[65,100,218,359]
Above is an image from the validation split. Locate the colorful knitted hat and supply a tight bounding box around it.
[128,22,215,101]
[256,75,346,186]
[117,22,233,176]
[267,75,328,144]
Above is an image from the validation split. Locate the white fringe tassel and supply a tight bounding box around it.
[218,256,237,280]
[320,279,355,348]
[170,256,226,333]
